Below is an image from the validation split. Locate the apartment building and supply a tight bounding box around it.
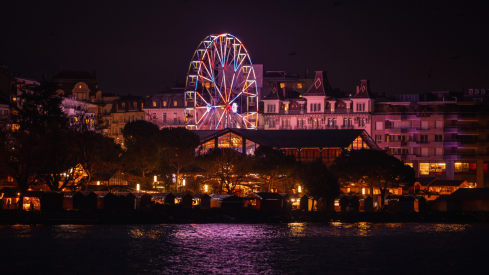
[372,90,489,188]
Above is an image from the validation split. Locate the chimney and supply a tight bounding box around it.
[93,70,97,79]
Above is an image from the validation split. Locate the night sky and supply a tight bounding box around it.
[1,0,488,96]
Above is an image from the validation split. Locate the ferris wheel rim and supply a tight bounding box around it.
[185,33,258,130]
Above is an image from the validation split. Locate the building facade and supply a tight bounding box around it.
[371,90,489,188]
[259,71,374,136]
[143,88,186,129]
[102,95,145,146]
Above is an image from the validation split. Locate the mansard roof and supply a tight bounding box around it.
[263,85,282,100]
[353,79,375,98]
[303,71,337,97]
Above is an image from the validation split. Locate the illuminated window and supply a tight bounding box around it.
[280,83,285,89]
[153,102,156,107]
[174,101,177,107]
[74,117,78,122]
[297,83,302,89]
[79,85,82,89]
[164,101,167,107]
[455,163,476,174]
[12,97,17,102]
[404,162,413,168]
[420,162,446,175]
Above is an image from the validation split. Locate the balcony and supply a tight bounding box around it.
[457,127,478,135]
[444,126,459,134]
[416,127,432,133]
[407,141,419,147]
[443,140,461,147]
[458,142,478,148]
[401,127,417,133]
[444,154,462,160]
[458,114,478,121]
[416,155,442,161]
[385,127,401,134]
[385,141,406,147]
[386,115,401,120]
[393,154,416,161]
[279,110,303,115]
[445,114,459,120]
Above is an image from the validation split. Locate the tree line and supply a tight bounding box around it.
[0,83,415,208]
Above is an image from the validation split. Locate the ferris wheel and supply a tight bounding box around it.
[184,33,258,130]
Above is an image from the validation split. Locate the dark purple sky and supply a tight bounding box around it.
[1,0,488,96]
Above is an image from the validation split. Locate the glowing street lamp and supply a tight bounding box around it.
[137,184,140,191]
[97,181,100,185]
[154,175,157,182]
[183,179,186,187]
[298,186,302,193]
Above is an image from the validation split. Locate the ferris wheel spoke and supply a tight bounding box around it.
[195,92,210,106]
[215,110,226,130]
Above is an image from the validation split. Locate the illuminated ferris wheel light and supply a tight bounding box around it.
[184,33,258,130]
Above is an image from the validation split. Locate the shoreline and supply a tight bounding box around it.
[0,208,486,225]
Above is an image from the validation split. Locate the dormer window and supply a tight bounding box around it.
[267,104,276,113]
[174,101,177,107]
[153,101,156,107]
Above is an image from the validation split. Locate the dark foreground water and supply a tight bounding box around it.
[0,223,487,274]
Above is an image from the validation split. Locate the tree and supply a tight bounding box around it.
[0,82,67,204]
[71,115,122,189]
[121,120,161,188]
[330,149,415,208]
[160,127,200,191]
[253,145,298,192]
[196,148,253,194]
[296,159,339,198]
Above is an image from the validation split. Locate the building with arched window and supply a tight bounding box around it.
[193,128,379,165]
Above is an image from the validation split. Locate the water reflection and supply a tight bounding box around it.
[10,224,35,238]
[52,224,93,239]
[0,223,486,274]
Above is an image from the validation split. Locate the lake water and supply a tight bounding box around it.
[0,223,487,274]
